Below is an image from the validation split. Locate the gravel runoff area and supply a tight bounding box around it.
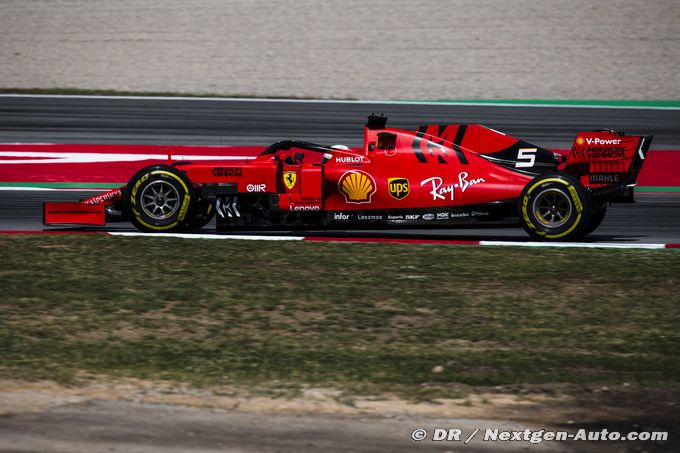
[0,0,678,100]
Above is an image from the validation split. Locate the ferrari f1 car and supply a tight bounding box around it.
[44,115,652,241]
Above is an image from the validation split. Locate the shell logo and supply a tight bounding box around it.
[576,137,585,145]
[338,170,376,203]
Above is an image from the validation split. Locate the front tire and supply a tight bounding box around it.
[180,199,215,231]
[519,174,592,241]
[125,165,194,232]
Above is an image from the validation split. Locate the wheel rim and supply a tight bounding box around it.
[140,180,180,220]
[533,188,572,228]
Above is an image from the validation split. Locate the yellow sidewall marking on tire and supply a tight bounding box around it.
[568,185,583,212]
[523,177,584,239]
[135,215,179,231]
[131,173,149,204]
[130,170,191,231]
[526,178,569,196]
[521,195,535,229]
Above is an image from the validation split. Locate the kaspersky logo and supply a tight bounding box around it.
[388,177,410,200]
[339,170,376,203]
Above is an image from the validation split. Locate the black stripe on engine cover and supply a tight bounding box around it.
[452,125,469,164]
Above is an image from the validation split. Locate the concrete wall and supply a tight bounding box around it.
[0,0,677,99]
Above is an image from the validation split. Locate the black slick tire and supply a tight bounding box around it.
[180,199,215,231]
[518,174,592,241]
[124,165,194,233]
[581,204,607,237]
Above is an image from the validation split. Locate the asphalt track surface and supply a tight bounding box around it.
[1,97,678,452]
[1,190,678,245]
[0,399,571,453]
[1,95,679,243]
[2,95,680,149]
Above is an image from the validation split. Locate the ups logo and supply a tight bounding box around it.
[388,177,410,200]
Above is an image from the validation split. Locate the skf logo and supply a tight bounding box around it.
[576,137,585,145]
[338,171,376,204]
[283,171,297,190]
[388,177,410,200]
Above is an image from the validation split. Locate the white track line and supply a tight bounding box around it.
[479,240,666,250]
[0,151,252,164]
[1,94,678,110]
[108,232,304,241]
[105,232,670,249]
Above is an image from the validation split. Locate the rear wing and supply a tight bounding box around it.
[564,130,652,202]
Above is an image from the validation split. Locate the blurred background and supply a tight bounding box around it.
[1,0,678,100]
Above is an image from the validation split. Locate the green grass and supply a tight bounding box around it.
[1,236,679,400]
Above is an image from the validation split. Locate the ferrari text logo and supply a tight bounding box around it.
[339,171,376,204]
[388,177,410,200]
[283,171,297,190]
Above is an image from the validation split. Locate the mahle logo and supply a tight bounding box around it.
[388,177,410,200]
[283,171,297,190]
[339,171,376,203]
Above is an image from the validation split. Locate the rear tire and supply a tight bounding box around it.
[581,205,607,237]
[518,174,592,241]
[124,165,194,233]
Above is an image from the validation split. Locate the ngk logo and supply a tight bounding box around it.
[585,138,621,145]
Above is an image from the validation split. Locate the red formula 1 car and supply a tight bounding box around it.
[44,115,652,240]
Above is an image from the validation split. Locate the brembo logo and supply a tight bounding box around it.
[585,138,621,145]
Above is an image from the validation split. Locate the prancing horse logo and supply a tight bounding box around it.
[283,171,297,190]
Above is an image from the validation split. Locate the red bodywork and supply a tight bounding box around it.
[43,117,651,230]
[173,126,535,211]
